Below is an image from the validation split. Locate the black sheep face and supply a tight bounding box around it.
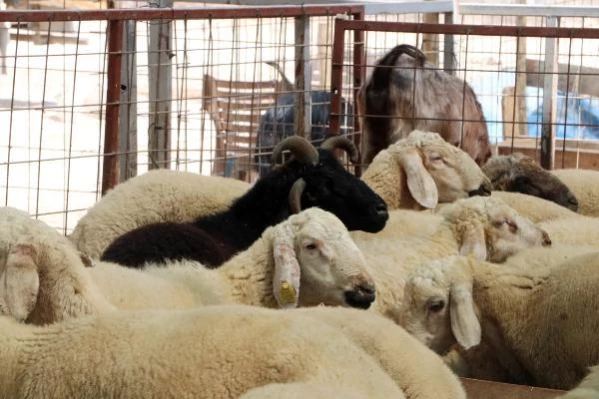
[297,149,389,233]
[508,173,578,212]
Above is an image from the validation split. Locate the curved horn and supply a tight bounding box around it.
[271,136,319,166]
[320,136,360,164]
[288,178,306,214]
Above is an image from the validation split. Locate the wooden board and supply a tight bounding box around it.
[497,138,599,170]
[460,378,566,399]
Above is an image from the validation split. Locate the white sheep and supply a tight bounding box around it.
[350,208,443,244]
[361,130,493,211]
[0,304,408,399]
[0,207,115,325]
[295,306,467,399]
[92,206,376,311]
[69,169,251,258]
[489,191,579,223]
[401,253,599,390]
[552,168,599,217]
[353,196,551,326]
[239,383,370,399]
[537,215,599,247]
[556,365,599,399]
[2,206,377,323]
[504,243,599,271]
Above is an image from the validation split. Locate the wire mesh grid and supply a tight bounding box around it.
[0,5,361,234]
[331,18,599,173]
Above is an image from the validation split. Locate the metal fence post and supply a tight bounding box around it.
[540,15,559,170]
[294,14,312,140]
[102,19,124,196]
[119,19,138,181]
[148,0,173,169]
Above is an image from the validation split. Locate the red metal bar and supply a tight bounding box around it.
[334,19,599,39]
[102,19,123,196]
[329,16,346,141]
[352,10,365,177]
[0,5,364,23]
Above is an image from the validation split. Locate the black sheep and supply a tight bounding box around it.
[101,136,389,269]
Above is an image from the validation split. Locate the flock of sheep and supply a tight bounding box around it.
[2,44,599,399]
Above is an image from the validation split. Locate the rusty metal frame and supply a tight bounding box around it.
[1,5,364,194]
[102,19,123,196]
[0,5,365,22]
[330,19,599,172]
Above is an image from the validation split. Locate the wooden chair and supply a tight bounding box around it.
[202,74,286,181]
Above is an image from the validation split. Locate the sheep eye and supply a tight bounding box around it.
[492,220,503,228]
[429,153,443,162]
[428,299,445,313]
[305,243,317,251]
[506,219,518,233]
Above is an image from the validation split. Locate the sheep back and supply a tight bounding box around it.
[5,305,405,399]
[552,169,599,217]
[69,170,250,258]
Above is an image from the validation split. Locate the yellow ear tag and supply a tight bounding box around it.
[279,281,297,305]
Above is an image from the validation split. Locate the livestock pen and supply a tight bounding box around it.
[1,2,599,396]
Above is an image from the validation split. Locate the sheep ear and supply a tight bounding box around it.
[79,252,95,268]
[272,234,301,309]
[449,282,481,350]
[0,244,40,321]
[398,149,438,209]
[458,223,488,261]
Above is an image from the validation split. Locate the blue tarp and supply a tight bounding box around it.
[468,69,599,142]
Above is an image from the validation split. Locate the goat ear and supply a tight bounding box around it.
[0,244,40,321]
[458,222,488,261]
[449,281,481,350]
[272,234,301,309]
[398,149,438,209]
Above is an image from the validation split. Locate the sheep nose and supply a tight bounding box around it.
[344,283,376,310]
[374,202,388,217]
[468,182,492,197]
[567,194,578,211]
[541,230,552,246]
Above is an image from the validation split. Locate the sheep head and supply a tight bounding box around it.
[402,255,480,355]
[438,196,552,263]
[383,130,493,209]
[0,207,116,325]
[402,255,549,355]
[482,153,579,212]
[270,207,376,310]
[271,135,389,233]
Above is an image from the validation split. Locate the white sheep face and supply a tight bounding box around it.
[402,256,480,355]
[420,141,492,203]
[440,196,552,263]
[392,131,493,208]
[481,199,552,262]
[281,208,376,310]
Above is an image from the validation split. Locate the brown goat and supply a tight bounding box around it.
[360,44,492,167]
